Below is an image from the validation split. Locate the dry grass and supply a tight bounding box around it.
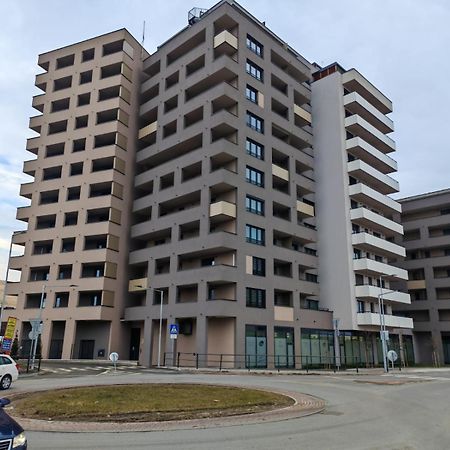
[12,383,293,422]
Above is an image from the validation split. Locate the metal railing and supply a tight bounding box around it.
[160,352,395,373]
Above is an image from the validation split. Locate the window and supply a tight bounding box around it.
[246,111,264,133]
[78,93,91,106]
[70,162,83,176]
[357,300,365,313]
[246,288,266,308]
[61,237,75,252]
[75,115,88,129]
[67,186,81,201]
[246,138,264,160]
[246,85,258,103]
[246,35,263,57]
[246,224,265,245]
[82,48,95,62]
[73,138,86,152]
[246,166,264,187]
[64,211,78,226]
[246,195,264,215]
[54,292,69,308]
[80,70,93,84]
[246,59,263,81]
[252,257,266,276]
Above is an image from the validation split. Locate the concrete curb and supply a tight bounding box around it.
[9,385,325,433]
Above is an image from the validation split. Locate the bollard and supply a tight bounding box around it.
[177,352,180,368]
[195,353,199,370]
[219,354,223,371]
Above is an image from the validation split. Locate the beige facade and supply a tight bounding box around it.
[5,1,412,367]
[393,189,450,364]
[7,29,147,359]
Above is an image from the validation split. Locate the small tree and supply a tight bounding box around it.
[10,337,19,359]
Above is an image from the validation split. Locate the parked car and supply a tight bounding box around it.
[0,398,27,449]
[0,355,19,390]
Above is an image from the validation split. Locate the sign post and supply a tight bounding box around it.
[169,324,178,367]
[387,350,398,371]
[109,352,119,372]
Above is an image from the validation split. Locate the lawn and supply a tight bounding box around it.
[12,383,294,422]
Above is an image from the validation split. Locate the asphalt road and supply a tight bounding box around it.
[10,367,450,450]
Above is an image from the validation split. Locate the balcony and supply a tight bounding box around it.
[350,207,403,237]
[346,137,397,174]
[274,306,294,322]
[352,232,406,259]
[345,115,395,154]
[353,258,408,280]
[297,200,314,218]
[293,104,312,126]
[272,164,289,181]
[348,183,401,214]
[138,121,157,140]
[355,285,410,304]
[344,92,394,134]
[356,312,413,329]
[209,201,236,221]
[342,69,393,115]
[128,277,148,292]
[348,160,399,194]
[213,30,238,52]
[407,279,426,290]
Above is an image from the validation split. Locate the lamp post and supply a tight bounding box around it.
[378,274,398,373]
[154,289,164,368]
[0,233,14,331]
[29,283,77,370]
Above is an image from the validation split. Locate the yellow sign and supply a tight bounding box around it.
[4,317,17,340]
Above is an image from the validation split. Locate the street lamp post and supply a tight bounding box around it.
[154,289,164,368]
[378,274,398,373]
[0,233,14,330]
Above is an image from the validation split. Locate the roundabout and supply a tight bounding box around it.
[7,382,324,432]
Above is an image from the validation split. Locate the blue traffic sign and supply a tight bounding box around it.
[169,324,179,335]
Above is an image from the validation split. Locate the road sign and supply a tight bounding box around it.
[169,323,179,339]
[387,350,398,362]
[109,352,119,362]
[30,319,42,332]
[28,330,39,340]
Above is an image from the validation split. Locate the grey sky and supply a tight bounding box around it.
[1,0,449,277]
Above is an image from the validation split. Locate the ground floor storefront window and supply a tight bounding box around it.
[245,325,267,368]
[274,327,294,368]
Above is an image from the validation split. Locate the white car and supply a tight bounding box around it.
[0,355,19,390]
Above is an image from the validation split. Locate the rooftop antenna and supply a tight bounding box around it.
[141,20,146,60]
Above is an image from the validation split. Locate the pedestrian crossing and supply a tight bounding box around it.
[41,365,140,375]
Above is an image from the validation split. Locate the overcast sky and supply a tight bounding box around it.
[0,0,449,279]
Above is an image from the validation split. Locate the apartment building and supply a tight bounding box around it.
[7,29,147,360]
[312,63,414,365]
[392,189,450,364]
[5,0,412,367]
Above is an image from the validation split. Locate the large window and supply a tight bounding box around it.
[246,85,258,104]
[246,138,264,160]
[246,224,265,245]
[246,288,266,308]
[246,59,263,81]
[246,111,264,133]
[246,35,263,57]
[246,195,264,215]
[252,257,266,276]
[245,325,267,368]
[246,166,264,187]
